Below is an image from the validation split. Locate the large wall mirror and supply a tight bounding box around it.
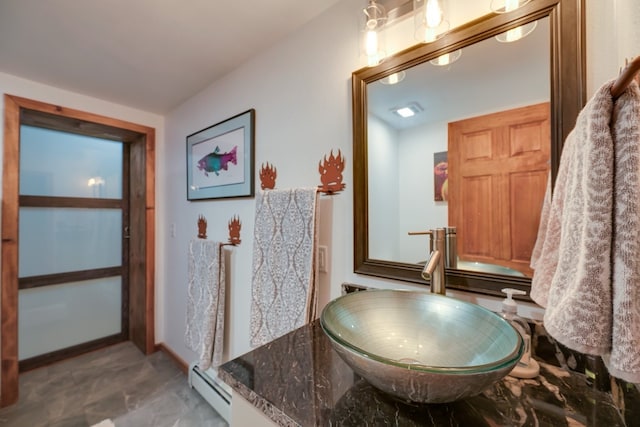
[353,0,585,298]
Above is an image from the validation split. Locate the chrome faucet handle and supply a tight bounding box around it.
[408,230,434,252]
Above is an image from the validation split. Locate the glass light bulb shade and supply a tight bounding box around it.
[365,30,378,56]
[429,49,462,66]
[362,1,386,67]
[415,19,449,43]
[414,0,449,43]
[490,0,532,13]
[379,71,406,85]
[364,29,385,66]
[425,0,443,27]
[495,20,537,42]
[363,1,387,31]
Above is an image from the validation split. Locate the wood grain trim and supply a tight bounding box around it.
[18,333,125,372]
[1,95,20,407]
[10,95,154,136]
[19,195,122,209]
[145,129,156,354]
[18,267,123,290]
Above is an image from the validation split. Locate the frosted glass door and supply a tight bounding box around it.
[18,125,126,362]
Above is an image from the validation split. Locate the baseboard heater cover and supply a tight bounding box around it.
[188,362,232,423]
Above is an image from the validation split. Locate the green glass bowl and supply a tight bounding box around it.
[321,289,524,403]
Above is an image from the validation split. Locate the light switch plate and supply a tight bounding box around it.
[318,245,328,273]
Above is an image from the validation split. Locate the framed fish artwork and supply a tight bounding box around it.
[186,109,255,200]
[433,151,448,202]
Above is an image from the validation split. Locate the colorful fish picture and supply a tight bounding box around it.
[197,145,237,177]
[187,109,254,200]
[191,127,245,190]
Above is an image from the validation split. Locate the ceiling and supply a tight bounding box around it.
[0,0,343,114]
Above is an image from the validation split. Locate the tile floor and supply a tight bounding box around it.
[0,342,228,427]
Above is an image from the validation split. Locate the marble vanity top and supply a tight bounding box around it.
[219,319,632,426]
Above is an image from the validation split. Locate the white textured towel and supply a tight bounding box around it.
[250,188,319,348]
[607,80,640,382]
[185,239,226,370]
[531,80,640,383]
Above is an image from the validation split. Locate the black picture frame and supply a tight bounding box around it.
[187,109,255,200]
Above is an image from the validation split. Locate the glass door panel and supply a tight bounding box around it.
[18,125,126,365]
[19,208,122,277]
[20,125,123,199]
[18,278,122,360]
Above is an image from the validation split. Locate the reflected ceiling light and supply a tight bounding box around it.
[429,49,462,66]
[490,0,537,43]
[414,0,450,43]
[363,0,387,67]
[87,177,105,187]
[391,102,423,118]
[379,71,406,85]
[495,20,537,42]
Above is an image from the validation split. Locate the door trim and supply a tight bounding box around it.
[1,95,156,407]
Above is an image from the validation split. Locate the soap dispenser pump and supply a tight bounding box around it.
[500,288,540,379]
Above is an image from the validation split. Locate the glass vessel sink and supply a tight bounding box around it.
[320,289,523,403]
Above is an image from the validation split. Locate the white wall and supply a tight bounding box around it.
[367,114,400,260]
[162,0,363,362]
[586,0,640,97]
[161,0,640,365]
[396,121,448,263]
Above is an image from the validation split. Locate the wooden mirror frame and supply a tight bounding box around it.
[353,0,585,299]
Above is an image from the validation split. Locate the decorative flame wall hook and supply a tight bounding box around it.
[318,149,346,195]
[259,162,277,190]
[228,215,242,245]
[197,215,207,239]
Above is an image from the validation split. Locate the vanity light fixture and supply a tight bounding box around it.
[491,0,537,42]
[414,0,450,43]
[363,0,387,67]
[430,49,462,66]
[391,102,423,118]
[379,71,406,85]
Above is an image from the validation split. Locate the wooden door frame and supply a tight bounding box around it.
[1,95,156,406]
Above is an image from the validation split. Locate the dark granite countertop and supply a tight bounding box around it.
[220,320,632,426]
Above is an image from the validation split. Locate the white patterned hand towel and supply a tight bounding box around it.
[185,239,226,370]
[531,80,640,383]
[250,188,319,348]
[607,80,640,382]
[530,81,615,355]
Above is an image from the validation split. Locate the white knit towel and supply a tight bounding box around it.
[249,188,319,348]
[606,80,640,382]
[531,79,640,383]
[185,239,226,370]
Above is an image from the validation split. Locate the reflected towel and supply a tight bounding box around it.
[531,80,640,382]
[185,239,226,370]
[250,188,319,348]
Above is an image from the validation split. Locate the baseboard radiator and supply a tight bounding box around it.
[188,363,232,423]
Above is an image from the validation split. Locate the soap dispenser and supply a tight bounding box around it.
[500,288,540,378]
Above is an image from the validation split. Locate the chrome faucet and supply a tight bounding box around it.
[422,228,446,295]
[408,227,456,295]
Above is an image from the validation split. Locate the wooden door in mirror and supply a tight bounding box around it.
[448,103,550,278]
